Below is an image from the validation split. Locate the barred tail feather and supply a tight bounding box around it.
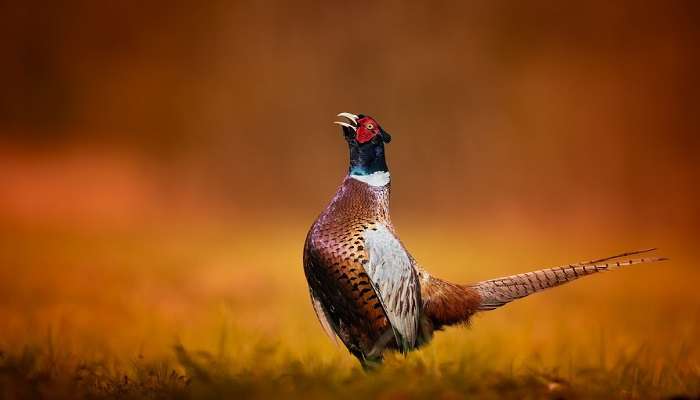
[574,247,658,266]
[472,249,667,311]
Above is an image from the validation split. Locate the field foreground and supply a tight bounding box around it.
[0,222,698,399]
[1,340,699,399]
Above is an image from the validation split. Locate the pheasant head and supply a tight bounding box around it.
[335,112,392,178]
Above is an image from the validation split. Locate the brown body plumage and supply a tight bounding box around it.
[304,177,396,359]
[303,112,665,369]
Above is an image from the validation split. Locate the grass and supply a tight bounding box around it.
[2,340,699,399]
[0,221,698,399]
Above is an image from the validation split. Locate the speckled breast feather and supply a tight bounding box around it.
[303,177,395,357]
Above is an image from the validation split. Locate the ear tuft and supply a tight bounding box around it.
[381,131,391,143]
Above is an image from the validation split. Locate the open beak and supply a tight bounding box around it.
[334,112,358,131]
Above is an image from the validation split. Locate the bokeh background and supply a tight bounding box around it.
[1,0,699,397]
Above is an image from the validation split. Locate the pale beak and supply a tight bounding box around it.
[337,112,359,124]
[334,111,359,131]
[333,121,356,131]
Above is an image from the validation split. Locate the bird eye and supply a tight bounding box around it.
[366,123,374,130]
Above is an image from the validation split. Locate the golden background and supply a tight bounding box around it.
[0,1,698,397]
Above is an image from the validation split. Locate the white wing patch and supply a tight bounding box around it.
[363,224,420,351]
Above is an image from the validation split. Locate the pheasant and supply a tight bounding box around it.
[303,112,665,369]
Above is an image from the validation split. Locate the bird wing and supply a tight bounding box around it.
[363,224,420,352]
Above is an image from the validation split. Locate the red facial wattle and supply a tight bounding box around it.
[356,117,380,144]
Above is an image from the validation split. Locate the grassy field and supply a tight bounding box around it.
[0,221,698,399]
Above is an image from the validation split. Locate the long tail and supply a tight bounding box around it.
[472,248,667,311]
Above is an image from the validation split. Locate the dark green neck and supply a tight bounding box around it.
[348,140,388,175]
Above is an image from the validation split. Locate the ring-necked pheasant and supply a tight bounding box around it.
[303,112,665,369]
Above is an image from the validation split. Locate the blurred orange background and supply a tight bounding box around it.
[0,0,698,372]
